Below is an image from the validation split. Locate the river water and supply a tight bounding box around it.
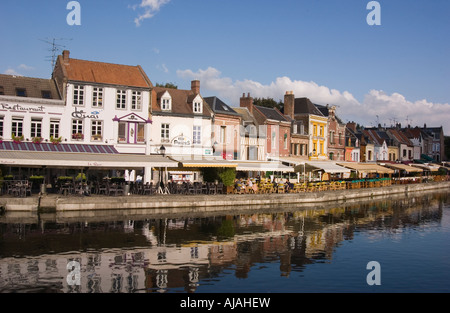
[0,190,449,293]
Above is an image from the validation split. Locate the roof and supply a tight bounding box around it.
[254,105,289,123]
[0,74,61,100]
[57,52,152,88]
[387,129,413,146]
[293,98,325,116]
[203,97,239,116]
[152,87,211,118]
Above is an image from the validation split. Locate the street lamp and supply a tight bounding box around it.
[159,145,166,157]
[158,145,169,194]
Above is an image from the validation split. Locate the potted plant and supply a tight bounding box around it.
[91,134,102,141]
[32,137,43,144]
[72,133,84,140]
[50,136,62,145]
[12,134,24,144]
[0,137,3,144]
[218,168,236,194]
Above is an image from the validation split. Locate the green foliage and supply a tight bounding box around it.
[155,82,178,89]
[218,168,236,186]
[253,97,283,111]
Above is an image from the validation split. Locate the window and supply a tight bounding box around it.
[320,126,324,137]
[193,101,202,113]
[41,90,52,99]
[293,124,297,134]
[284,134,288,149]
[330,131,335,144]
[116,90,126,109]
[161,97,171,111]
[16,88,27,97]
[118,122,127,143]
[12,117,23,137]
[92,87,103,107]
[31,118,42,138]
[73,85,84,106]
[271,131,276,149]
[137,124,145,143]
[91,120,103,141]
[193,126,201,145]
[161,124,170,142]
[220,126,226,144]
[0,86,4,95]
[313,125,317,136]
[72,119,83,139]
[131,91,142,110]
[50,119,60,138]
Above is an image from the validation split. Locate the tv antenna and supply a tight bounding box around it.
[40,37,72,70]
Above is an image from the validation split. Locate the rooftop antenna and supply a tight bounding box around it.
[40,37,72,70]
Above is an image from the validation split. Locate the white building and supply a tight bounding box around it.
[53,50,153,155]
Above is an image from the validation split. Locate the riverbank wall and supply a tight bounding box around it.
[1,181,449,214]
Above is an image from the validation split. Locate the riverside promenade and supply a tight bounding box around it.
[1,181,449,214]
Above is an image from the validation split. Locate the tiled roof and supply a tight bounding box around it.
[152,87,211,118]
[203,97,239,116]
[61,56,152,88]
[0,74,61,100]
[254,105,289,122]
[294,98,324,116]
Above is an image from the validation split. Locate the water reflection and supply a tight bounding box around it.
[0,191,448,293]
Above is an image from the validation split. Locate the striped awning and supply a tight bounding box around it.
[381,163,423,173]
[0,141,119,154]
[0,150,176,169]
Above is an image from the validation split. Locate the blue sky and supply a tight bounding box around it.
[1,0,449,134]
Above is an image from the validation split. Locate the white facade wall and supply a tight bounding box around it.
[64,83,152,154]
[150,114,213,158]
[0,96,65,141]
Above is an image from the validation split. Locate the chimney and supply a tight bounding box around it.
[284,91,295,119]
[347,122,357,133]
[240,92,254,114]
[62,50,70,65]
[191,80,200,95]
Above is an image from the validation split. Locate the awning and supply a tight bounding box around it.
[298,162,351,174]
[410,164,441,172]
[0,150,177,169]
[269,156,307,166]
[337,162,395,174]
[234,161,294,172]
[382,163,423,173]
[171,157,237,168]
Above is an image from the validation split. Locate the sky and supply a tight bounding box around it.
[1,0,449,134]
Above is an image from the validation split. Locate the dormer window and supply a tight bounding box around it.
[192,96,203,114]
[16,88,27,97]
[161,92,172,111]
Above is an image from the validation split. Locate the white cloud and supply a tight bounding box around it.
[157,63,169,73]
[132,0,171,26]
[177,67,450,133]
[3,68,22,76]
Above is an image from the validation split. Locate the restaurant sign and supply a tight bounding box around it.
[172,135,191,146]
[1,103,45,113]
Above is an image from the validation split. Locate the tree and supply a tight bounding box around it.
[155,82,178,89]
[253,97,283,111]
